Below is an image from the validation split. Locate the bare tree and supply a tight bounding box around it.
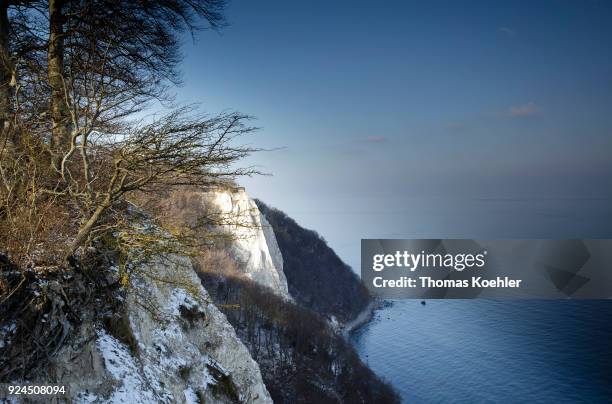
[0,3,10,133]
[44,0,226,161]
[0,0,268,271]
[67,108,258,256]
[47,0,69,160]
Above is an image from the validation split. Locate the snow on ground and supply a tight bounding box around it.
[169,288,201,316]
[76,329,163,403]
[183,387,199,403]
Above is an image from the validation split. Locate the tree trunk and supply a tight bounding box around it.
[0,3,11,137]
[67,200,108,261]
[48,0,69,164]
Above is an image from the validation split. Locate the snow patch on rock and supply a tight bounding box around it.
[89,330,160,403]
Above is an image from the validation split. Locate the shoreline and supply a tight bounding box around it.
[342,299,385,338]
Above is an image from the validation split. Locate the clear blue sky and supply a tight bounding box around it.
[175,0,612,270]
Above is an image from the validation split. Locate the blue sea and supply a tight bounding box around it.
[351,300,612,403]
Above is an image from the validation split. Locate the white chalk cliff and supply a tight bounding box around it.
[198,187,289,298]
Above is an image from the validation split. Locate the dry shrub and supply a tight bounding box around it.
[0,132,80,269]
[195,247,240,277]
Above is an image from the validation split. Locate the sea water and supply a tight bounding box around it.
[351,299,612,403]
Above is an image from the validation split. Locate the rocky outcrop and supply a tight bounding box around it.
[43,220,272,403]
[197,187,289,298]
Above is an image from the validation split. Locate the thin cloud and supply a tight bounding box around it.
[507,102,538,118]
[365,135,388,143]
[446,123,466,131]
[498,27,517,37]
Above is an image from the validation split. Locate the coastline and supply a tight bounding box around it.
[342,299,385,338]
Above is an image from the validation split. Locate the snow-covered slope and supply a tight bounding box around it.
[47,220,272,404]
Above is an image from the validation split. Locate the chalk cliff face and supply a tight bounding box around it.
[46,220,272,404]
[198,188,289,298]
